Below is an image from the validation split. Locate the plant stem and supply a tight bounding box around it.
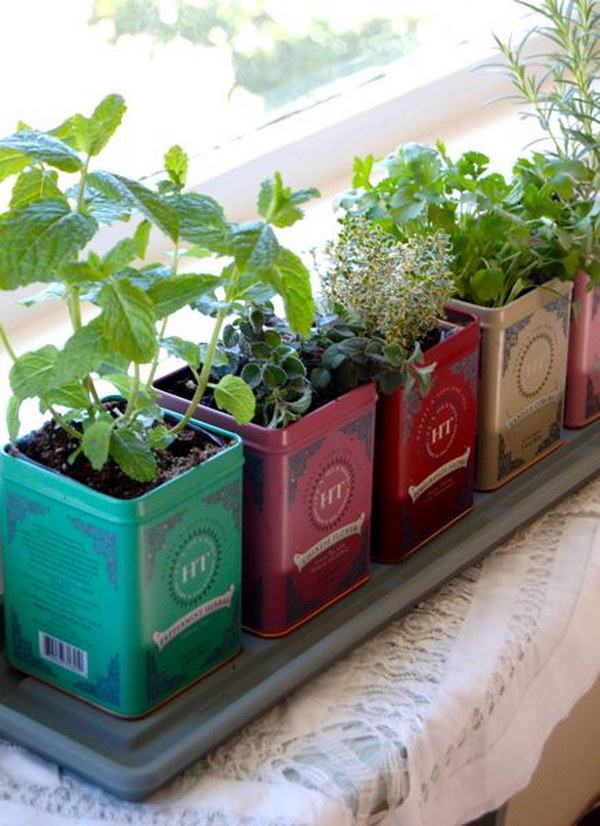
[168,305,228,437]
[146,244,179,391]
[123,363,141,424]
[0,324,18,362]
[45,404,82,440]
[76,155,91,213]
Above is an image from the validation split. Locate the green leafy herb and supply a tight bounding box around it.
[0,95,318,487]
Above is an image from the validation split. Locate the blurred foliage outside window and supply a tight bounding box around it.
[0,0,518,179]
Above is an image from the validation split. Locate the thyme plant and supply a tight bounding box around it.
[321,216,455,350]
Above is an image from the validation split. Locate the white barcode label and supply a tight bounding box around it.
[39,632,88,677]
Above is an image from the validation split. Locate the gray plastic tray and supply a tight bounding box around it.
[0,421,598,801]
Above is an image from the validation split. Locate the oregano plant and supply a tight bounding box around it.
[0,95,318,485]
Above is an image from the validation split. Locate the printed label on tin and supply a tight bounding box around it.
[515,328,555,399]
[408,447,471,503]
[153,584,235,651]
[39,630,89,677]
[505,389,562,430]
[294,513,365,572]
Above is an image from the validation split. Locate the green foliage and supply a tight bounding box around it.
[321,215,455,347]
[213,374,255,424]
[491,0,600,286]
[338,141,593,306]
[205,304,437,429]
[0,96,318,485]
[90,1,418,111]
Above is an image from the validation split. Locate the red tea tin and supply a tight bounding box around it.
[156,378,377,636]
[565,271,600,428]
[372,309,479,562]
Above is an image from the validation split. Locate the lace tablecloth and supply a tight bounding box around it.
[0,475,599,826]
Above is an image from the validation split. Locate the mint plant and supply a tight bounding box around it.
[0,95,318,484]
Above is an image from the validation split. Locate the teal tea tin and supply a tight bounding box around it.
[0,418,243,717]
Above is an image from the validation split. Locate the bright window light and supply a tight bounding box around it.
[0,0,522,179]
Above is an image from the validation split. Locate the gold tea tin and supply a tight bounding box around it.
[451,279,572,490]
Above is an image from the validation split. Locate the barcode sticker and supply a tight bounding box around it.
[39,632,88,678]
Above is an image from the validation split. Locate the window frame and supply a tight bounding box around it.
[0,33,542,332]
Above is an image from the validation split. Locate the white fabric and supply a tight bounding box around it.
[0,476,599,826]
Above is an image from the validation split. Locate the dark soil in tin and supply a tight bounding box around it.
[11,416,229,500]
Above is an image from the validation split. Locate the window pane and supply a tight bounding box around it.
[0,0,520,179]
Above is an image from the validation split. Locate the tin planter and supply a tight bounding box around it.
[564,271,600,428]
[0,416,243,718]
[372,309,479,562]
[156,378,377,637]
[451,278,572,490]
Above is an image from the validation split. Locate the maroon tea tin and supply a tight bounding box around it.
[565,271,600,428]
[372,309,480,562]
[156,378,377,636]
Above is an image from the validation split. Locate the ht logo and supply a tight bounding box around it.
[430,416,455,445]
[181,554,208,584]
[319,480,347,510]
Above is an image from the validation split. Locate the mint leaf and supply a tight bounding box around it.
[231,222,279,273]
[102,372,132,398]
[6,395,21,440]
[0,130,82,173]
[54,322,108,385]
[171,192,231,253]
[134,219,151,258]
[45,382,90,410]
[9,345,59,399]
[214,374,255,424]
[149,273,220,318]
[102,237,141,275]
[82,189,133,224]
[82,417,114,470]
[0,147,28,185]
[51,95,126,158]
[160,336,201,367]
[59,259,105,284]
[87,170,178,240]
[98,279,157,363]
[10,168,62,209]
[147,425,173,450]
[0,199,97,289]
[110,428,157,482]
[265,247,314,337]
[257,172,319,228]
[164,145,188,188]
[85,94,127,157]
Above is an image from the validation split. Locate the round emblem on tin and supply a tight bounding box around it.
[517,330,554,399]
[309,456,354,530]
[169,525,221,605]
